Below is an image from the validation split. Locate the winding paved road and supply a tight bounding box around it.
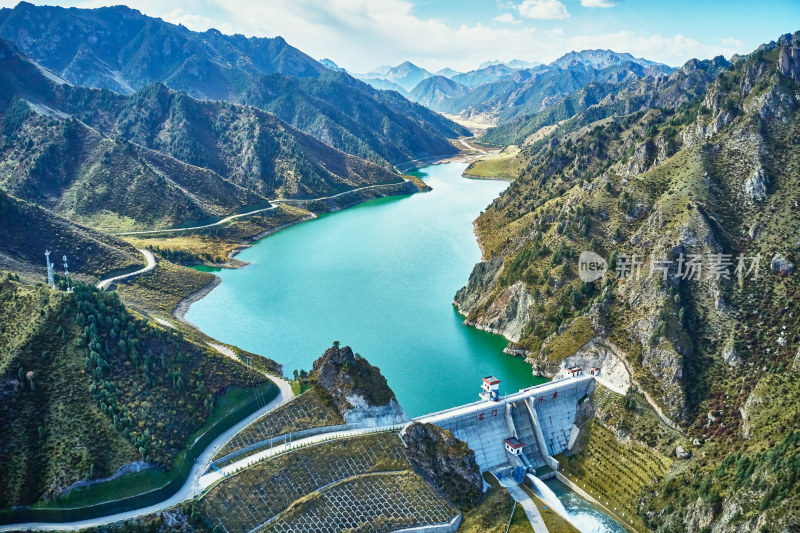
[459,138,487,155]
[0,377,295,532]
[96,249,156,289]
[110,179,411,237]
[111,207,278,237]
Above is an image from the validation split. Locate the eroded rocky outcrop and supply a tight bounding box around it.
[402,422,482,509]
[312,344,408,426]
[454,258,535,343]
[556,338,631,393]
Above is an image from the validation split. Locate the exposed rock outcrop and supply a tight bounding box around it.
[770,253,795,274]
[777,33,800,82]
[312,344,407,426]
[402,422,482,509]
[623,139,656,177]
[744,165,769,201]
[454,259,534,343]
[453,256,503,313]
[462,282,533,342]
[556,338,631,394]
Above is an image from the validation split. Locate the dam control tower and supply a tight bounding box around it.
[480,376,501,402]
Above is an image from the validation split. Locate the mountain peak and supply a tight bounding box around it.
[551,49,670,70]
[359,61,433,91]
[319,58,343,71]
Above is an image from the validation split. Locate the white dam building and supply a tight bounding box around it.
[415,373,596,476]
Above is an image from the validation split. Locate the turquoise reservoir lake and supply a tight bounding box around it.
[186,161,542,417]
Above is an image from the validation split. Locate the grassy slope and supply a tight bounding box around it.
[557,388,674,531]
[0,279,138,507]
[0,279,268,509]
[0,190,141,281]
[122,204,314,266]
[463,146,523,180]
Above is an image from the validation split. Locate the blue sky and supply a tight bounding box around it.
[4,0,799,72]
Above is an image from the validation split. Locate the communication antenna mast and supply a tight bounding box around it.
[45,250,55,290]
[63,255,72,293]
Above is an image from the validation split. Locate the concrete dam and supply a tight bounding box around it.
[415,373,596,476]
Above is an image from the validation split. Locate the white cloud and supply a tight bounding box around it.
[517,0,570,20]
[493,12,521,24]
[580,0,618,7]
[721,37,744,48]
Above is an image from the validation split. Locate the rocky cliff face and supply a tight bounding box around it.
[312,344,407,426]
[402,422,482,509]
[455,272,534,343]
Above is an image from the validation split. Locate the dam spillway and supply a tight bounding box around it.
[415,374,595,473]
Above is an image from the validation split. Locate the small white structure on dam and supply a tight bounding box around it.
[415,374,595,476]
[479,376,501,401]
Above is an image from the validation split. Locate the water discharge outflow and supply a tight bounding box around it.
[528,474,570,517]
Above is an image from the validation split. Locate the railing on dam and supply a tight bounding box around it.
[414,375,594,424]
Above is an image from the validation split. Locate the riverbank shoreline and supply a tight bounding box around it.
[173,276,221,325]
[461,172,513,182]
[172,214,320,328]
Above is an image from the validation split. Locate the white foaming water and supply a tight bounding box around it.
[528,474,570,517]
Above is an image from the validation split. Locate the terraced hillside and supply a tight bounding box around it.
[214,385,344,463]
[201,433,459,532]
[261,472,455,533]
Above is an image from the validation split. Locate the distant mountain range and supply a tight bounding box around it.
[482,55,730,146]
[0,2,468,166]
[550,49,665,70]
[439,59,673,124]
[361,61,433,92]
[349,51,673,125]
[478,59,540,70]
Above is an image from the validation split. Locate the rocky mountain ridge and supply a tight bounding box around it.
[455,30,800,531]
[0,38,409,231]
[0,2,468,166]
